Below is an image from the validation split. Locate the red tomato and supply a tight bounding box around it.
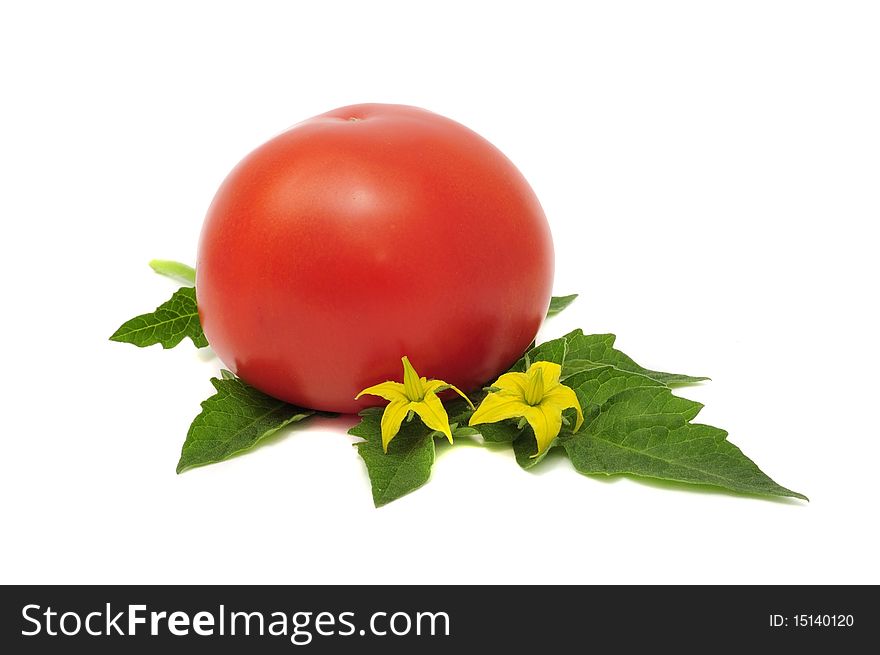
[197,104,553,413]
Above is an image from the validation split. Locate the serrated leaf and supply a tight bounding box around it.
[564,329,708,386]
[561,386,806,500]
[514,330,707,385]
[547,294,578,317]
[350,409,435,507]
[565,365,666,418]
[149,259,196,286]
[110,287,207,349]
[177,374,314,473]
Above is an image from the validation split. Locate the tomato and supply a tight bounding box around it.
[196,104,554,413]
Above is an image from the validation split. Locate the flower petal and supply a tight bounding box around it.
[423,379,475,409]
[380,399,412,452]
[542,384,585,432]
[401,356,424,401]
[411,393,453,443]
[528,360,562,388]
[522,404,563,457]
[469,391,530,426]
[490,371,530,396]
[355,381,408,403]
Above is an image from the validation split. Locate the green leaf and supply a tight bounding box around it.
[469,420,521,443]
[110,287,207,349]
[561,386,806,500]
[559,359,614,379]
[512,407,580,468]
[510,335,568,371]
[565,329,708,386]
[474,421,522,443]
[177,373,314,473]
[514,432,543,469]
[564,365,666,418]
[446,398,521,443]
[516,329,707,385]
[547,294,578,317]
[350,409,436,507]
[445,398,475,427]
[149,259,196,286]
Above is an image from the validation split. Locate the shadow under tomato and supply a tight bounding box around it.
[195,346,218,362]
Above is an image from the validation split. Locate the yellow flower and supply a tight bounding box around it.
[469,361,584,457]
[356,356,474,452]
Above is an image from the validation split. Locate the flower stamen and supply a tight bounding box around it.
[402,356,425,401]
[524,367,544,406]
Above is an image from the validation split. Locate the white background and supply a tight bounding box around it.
[1,1,878,585]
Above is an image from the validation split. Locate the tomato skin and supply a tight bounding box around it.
[197,104,553,413]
